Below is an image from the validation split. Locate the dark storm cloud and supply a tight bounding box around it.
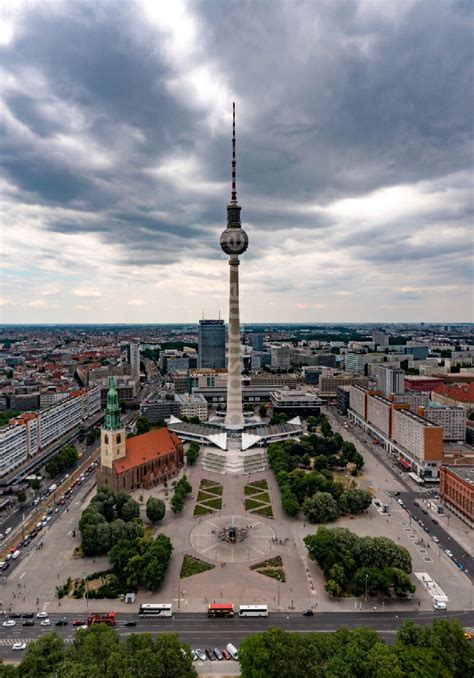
[1,0,472,299]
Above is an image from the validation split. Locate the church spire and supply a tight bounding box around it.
[104,376,122,430]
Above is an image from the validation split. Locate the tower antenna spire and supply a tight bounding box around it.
[231,102,237,205]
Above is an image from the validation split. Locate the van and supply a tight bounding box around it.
[11,550,21,560]
[226,643,238,661]
[5,527,12,536]
[0,562,5,570]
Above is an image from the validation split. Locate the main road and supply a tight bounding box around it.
[0,609,473,660]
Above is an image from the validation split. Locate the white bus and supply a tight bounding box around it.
[238,605,268,617]
[138,603,173,617]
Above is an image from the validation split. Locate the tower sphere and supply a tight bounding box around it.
[220,226,248,255]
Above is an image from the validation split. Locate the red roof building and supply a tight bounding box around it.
[432,383,474,416]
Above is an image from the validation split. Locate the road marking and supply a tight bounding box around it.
[18,573,25,580]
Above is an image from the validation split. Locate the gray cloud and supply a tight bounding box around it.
[0,0,472,321]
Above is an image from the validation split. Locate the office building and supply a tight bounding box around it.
[174,393,208,421]
[337,386,351,415]
[376,365,405,397]
[140,399,180,423]
[198,320,226,370]
[127,343,141,378]
[271,344,292,369]
[373,331,389,347]
[345,353,365,375]
[270,390,322,417]
[319,375,368,398]
[439,465,474,527]
[252,334,265,352]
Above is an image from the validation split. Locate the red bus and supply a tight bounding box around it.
[207,603,234,618]
[88,611,116,626]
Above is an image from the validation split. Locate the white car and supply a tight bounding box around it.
[3,620,16,627]
[433,536,440,543]
[445,549,453,558]
[433,600,447,610]
[75,624,88,631]
[40,619,51,626]
[36,611,48,618]
[12,642,26,651]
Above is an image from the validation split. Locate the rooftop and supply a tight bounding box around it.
[432,382,474,403]
[114,427,181,475]
[444,465,474,485]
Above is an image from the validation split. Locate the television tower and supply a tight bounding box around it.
[220,103,248,430]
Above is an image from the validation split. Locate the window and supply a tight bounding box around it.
[104,434,109,444]
[117,434,121,443]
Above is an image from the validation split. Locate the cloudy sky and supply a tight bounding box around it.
[0,0,472,324]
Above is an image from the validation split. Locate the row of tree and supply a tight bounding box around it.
[108,533,173,591]
[186,442,200,466]
[304,527,415,598]
[239,621,473,678]
[171,475,192,513]
[0,626,195,678]
[4,619,472,678]
[45,444,78,479]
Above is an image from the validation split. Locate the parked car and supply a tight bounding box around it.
[433,600,447,610]
[123,620,137,626]
[195,649,207,661]
[55,619,68,626]
[9,613,22,619]
[22,620,34,626]
[464,631,472,641]
[213,648,223,660]
[12,642,26,651]
[302,608,314,616]
[222,649,231,660]
[40,619,51,626]
[433,536,440,543]
[205,648,215,661]
[432,519,438,525]
[445,549,453,558]
[73,619,86,626]
[22,613,34,618]
[36,611,48,618]
[3,620,16,627]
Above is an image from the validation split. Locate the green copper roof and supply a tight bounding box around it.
[104,376,122,431]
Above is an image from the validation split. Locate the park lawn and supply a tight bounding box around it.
[245,497,265,511]
[252,491,271,503]
[201,496,222,510]
[244,485,259,496]
[251,556,283,570]
[200,479,220,488]
[197,490,215,502]
[252,505,274,518]
[180,554,215,578]
[193,504,215,516]
[204,484,223,496]
[251,479,268,490]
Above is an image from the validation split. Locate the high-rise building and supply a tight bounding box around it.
[271,344,292,369]
[376,365,405,397]
[373,331,389,346]
[198,320,226,369]
[252,334,265,352]
[345,353,365,375]
[127,343,140,378]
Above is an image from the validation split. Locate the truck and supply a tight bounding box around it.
[48,484,57,494]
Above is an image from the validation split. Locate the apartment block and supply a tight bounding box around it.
[271,344,292,369]
[348,385,368,419]
[367,394,392,437]
[320,375,368,398]
[431,383,474,417]
[375,365,405,397]
[391,409,443,463]
[345,353,365,375]
[417,403,465,442]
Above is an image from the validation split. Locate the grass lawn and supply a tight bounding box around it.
[250,556,285,582]
[180,554,215,578]
[252,505,273,518]
[244,485,259,496]
[261,568,286,582]
[251,556,283,570]
[204,485,223,496]
[252,491,271,503]
[245,497,264,510]
[201,496,222,510]
[251,479,268,490]
[197,490,213,502]
[193,504,215,516]
[200,479,220,488]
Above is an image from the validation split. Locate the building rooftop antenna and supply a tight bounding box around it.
[231,101,237,205]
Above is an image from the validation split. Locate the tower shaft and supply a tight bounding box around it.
[225,255,244,429]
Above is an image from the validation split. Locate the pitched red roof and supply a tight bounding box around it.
[432,382,474,403]
[113,427,181,475]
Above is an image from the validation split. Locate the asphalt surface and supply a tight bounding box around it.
[0,610,473,660]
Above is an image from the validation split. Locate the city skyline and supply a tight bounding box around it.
[1,1,473,324]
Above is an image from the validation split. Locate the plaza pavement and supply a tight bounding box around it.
[1,436,472,617]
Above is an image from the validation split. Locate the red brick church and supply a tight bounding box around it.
[97,378,184,493]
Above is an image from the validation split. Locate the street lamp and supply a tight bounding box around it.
[277,574,280,609]
[365,574,368,609]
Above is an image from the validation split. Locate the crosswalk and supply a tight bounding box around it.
[0,637,74,646]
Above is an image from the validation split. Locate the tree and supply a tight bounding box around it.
[171,493,184,514]
[337,488,372,515]
[29,478,41,491]
[17,633,65,677]
[281,490,300,517]
[303,492,340,524]
[186,442,200,466]
[259,403,268,418]
[146,497,166,524]
[136,417,150,436]
[121,498,140,522]
[314,455,328,471]
[17,490,27,503]
[109,539,139,577]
